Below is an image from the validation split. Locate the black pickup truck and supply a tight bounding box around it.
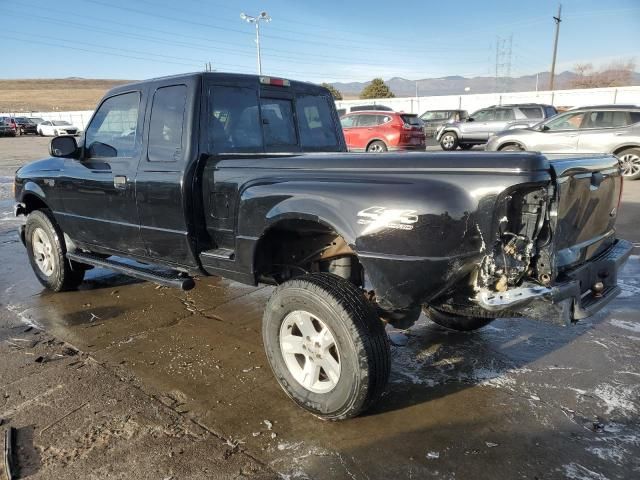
[13,72,632,419]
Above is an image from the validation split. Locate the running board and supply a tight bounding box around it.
[66,252,195,290]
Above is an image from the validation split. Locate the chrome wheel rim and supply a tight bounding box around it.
[620,153,640,177]
[442,134,455,149]
[368,143,385,153]
[32,227,55,276]
[279,310,341,394]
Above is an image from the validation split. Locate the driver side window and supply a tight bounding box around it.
[472,109,495,121]
[85,92,140,159]
[545,111,585,131]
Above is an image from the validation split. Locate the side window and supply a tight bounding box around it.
[630,112,640,125]
[261,98,297,147]
[545,106,558,118]
[376,115,392,124]
[295,95,338,149]
[585,110,632,129]
[209,86,262,152]
[356,115,377,127]
[545,111,585,131]
[472,109,494,121]
[147,85,187,162]
[520,107,544,119]
[85,92,140,158]
[340,115,356,128]
[494,108,515,121]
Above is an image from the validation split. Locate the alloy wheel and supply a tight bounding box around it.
[32,227,55,276]
[279,310,341,394]
[620,153,640,177]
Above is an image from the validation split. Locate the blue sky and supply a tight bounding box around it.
[1,0,638,82]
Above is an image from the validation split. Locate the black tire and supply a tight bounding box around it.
[499,143,524,152]
[423,305,495,331]
[617,147,640,180]
[38,129,43,136]
[263,272,390,420]
[367,140,387,153]
[459,144,473,150]
[439,131,459,150]
[25,210,85,292]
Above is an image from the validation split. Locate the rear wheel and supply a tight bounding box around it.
[440,132,458,150]
[25,210,85,292]
[618,148,640,180]
[423,305,495,331]
[263,273,390,420]
[367,140,387,153]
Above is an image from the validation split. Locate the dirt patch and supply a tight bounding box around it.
[0,79,132,112]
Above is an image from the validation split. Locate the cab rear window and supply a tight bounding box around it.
[208,86,340,152]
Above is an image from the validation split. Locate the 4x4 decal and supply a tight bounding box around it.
[357,206,418,233]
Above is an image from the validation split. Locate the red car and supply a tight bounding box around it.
[340,111,425,152]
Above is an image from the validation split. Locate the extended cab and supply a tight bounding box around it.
[14,73,632,419]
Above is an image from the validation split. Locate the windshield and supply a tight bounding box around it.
[52,120,71,126]
[401,114,422,125]
[420,111,450,121]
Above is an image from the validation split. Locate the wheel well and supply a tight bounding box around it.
[22,193,49,214]
[254,219,361,285]
[613,145,639,156]
[498,142,525,151]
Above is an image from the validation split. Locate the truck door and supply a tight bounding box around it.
[57,90,146,255]
[136,83,198,266]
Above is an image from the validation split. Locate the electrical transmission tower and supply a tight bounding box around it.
[494,35,513,93]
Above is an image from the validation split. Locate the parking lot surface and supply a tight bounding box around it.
[1,137,639,479]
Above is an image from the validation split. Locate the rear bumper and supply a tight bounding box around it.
[475,239,632,324]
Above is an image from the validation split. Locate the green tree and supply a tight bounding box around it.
[359,78,395,99]
[320,83,343,100]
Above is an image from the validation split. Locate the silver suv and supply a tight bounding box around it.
[436,103,557,150]
[486,105,640,179]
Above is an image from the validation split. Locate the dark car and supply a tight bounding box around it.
[0,117,17,137]
[14,117,38,135]
[13,72,631,420]
[419,109,469,137]
[340,111,425,152]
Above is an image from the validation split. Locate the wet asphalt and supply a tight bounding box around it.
[1,137,639,479]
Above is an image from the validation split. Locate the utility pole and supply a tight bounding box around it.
[549,4,562,91]
[240,11,271,75]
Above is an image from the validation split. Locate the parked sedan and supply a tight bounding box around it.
[14,117,38,135]
[37,120,81,136]
[486,105,640,179]
[340,111,425,152]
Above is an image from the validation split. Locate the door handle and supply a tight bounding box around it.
[113,175,127,189]
[614,131,629,136]
[566,134,578,137]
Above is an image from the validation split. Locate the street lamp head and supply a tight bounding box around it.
[259,11,271,22]
[240,12,247,20]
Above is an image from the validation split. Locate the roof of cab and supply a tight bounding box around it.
[104,71,327,97]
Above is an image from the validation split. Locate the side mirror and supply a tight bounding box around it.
[50,135,79,158]
[467,117,475,122]
[540,124,550,131]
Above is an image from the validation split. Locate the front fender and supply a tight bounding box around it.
[19,180,47,204]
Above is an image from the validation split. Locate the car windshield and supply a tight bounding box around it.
[401,114,422,125]
[420,111,450,121]
[52,121,71,126]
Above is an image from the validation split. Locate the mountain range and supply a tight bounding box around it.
[331,71,640,98]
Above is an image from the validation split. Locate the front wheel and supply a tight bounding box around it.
[263,273,390,420]
[618,148,640,180]
[423,305,495,331]
[25,210,85,292]
[440,131,459,150]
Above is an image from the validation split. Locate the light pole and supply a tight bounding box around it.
[240,11,271,75]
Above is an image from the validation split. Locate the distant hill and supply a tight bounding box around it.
[0,79,132,112]
[333,71,640,98]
